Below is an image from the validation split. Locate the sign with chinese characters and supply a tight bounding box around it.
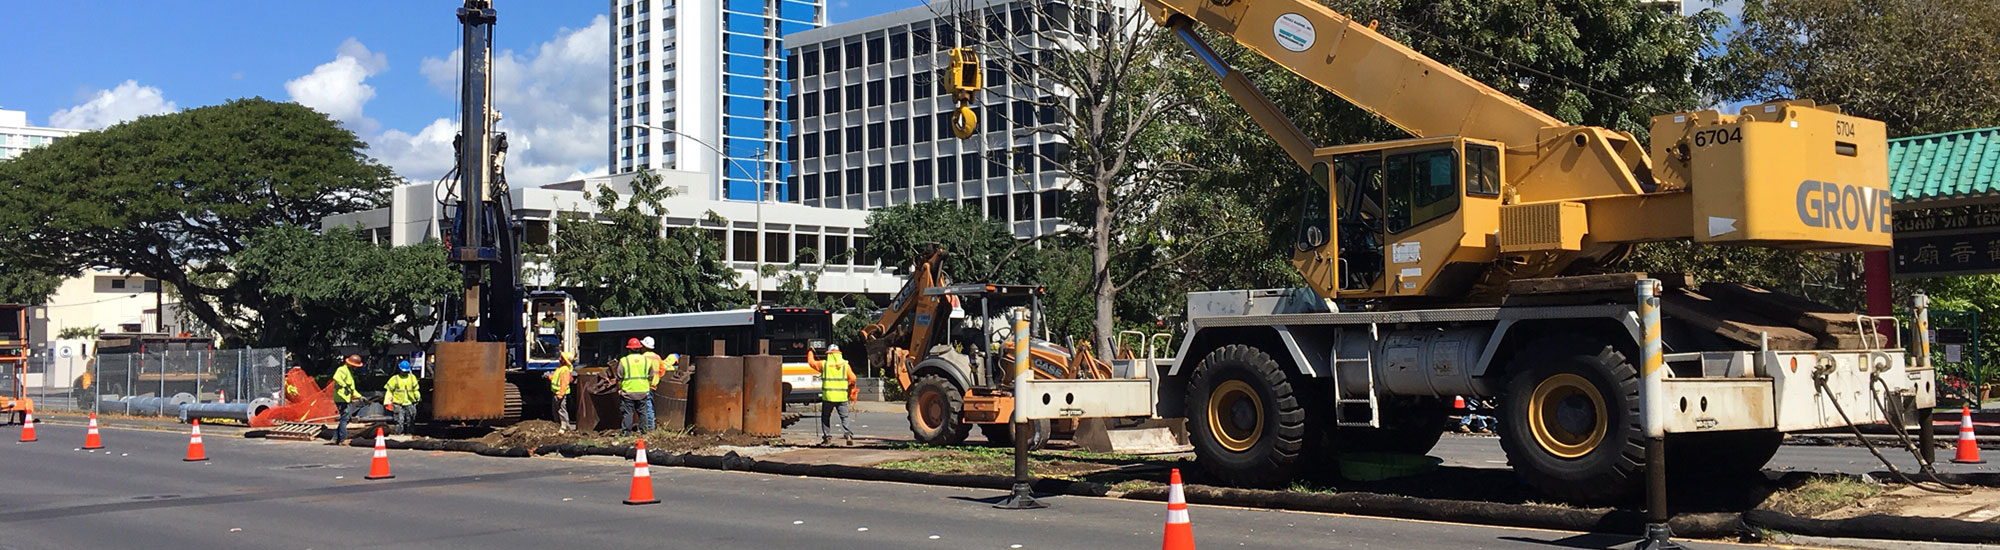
[1892,230,2000,277]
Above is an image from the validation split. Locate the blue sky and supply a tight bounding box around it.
[0,0,926,183]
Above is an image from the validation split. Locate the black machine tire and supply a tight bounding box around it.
[1187,344,1307,488]
[979,419,1052,451]
[906,374,970,446]
[1497,338,1645,505]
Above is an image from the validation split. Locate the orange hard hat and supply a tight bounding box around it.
[626,338,644,349]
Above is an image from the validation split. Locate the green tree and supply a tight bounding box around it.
[0,261,62,305]
[56,326,99,340]
[0,98,397,347]
[861,200,1032,281]
[1716,0,2000,137]
[546,171,747,317]
[232,225,458,364]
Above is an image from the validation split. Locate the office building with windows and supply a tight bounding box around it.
[784,0,1131,238]
[0,108,82,161]
[611,0,823,204]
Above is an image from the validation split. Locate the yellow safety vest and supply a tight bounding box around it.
[619,353,653,394]
[550,365,574,396]
[331,366,361,403]
[821,354,851,403]
[385,374,421,406]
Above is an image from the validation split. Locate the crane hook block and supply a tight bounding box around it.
[952,106,978,140]
[947,48,983,94]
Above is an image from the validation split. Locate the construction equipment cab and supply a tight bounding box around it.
[1138,0,1931,504]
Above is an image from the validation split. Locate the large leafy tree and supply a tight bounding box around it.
[0,261,62,305]
[232,225,457,365]
[1716,0,2000,137]
[0,98,398,347]
[545,171,747,317]
[862,200,1032,281]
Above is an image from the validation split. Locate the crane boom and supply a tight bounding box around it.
[1142,0,1891,302]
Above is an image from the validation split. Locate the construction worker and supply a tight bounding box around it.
[330,354,365,445]
[806,345,858,446]
[641,336,666,387]
[617,338,656,434]
[549,352,575,431]
[384,360,421,435]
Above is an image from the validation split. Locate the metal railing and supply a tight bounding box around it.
[4,348,289,414]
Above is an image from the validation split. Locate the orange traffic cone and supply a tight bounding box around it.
[18,409,36,442]
[365,426,395,479]
[184,419,208,462]
[1454,395,1467,409]
[82,413,103,450]
[1952,405,1985,464]
[1162,468,1195,550]
[624,439,660,505]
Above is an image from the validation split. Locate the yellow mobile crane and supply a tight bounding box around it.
[1135,0,1934,504]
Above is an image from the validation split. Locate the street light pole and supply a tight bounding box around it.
[624,123,775,302]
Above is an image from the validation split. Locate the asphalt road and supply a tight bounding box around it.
[793,406,1999,477]
[1,422,1790,550]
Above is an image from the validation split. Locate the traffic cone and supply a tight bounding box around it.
[365,427,395,479]
[624,439,660,505]
[1952,405,1985,464]
[1454,395,1467,410]
[18,409,36,442]
[82,413,103,450]
[183,419,208,462]
[1162,468,1195,550]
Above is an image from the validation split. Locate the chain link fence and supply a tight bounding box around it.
[4,348,288,414]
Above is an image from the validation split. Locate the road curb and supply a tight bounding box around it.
[1120,484,1747,540]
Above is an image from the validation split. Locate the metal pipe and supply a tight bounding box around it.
[996,307,1044,510]
[1635,279,1683,550]
[106,393,197,417]
[179,398,278,424]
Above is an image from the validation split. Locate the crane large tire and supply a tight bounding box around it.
[1188,344,1306,488]
[979,419,1052,451]
[1497,338,1644,505]
[907,374,970,446]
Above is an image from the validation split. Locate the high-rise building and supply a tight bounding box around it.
[784,0,1131,238]
[0,108,82,161]
[611,0,823,204]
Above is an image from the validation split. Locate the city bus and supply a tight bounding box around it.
[577,306,834,402]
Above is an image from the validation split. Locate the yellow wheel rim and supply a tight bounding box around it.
[1527,373,1608,459]
[1207,379,1264,453]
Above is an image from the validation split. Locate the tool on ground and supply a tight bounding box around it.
[82,413,103,450]
[624,439,660,505]
[1162,468,1195,550]
[18,408,36,442]
[1953,405,1985,464]
[184,419,208,462]
[365,427,395,480]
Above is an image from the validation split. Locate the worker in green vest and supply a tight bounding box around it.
[549,352,576,432]
[330,354,366,445]
[617,338,656,435]
[384,360,421,435]
[806,345,858,446]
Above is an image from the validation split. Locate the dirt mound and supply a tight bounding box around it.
[471,420,774,453]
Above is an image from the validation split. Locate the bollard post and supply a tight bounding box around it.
[995,307,1045,510]
[1635,279,1684,550]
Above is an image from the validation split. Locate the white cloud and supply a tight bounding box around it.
[367,118,459,182]
[286,38,387,132]
[391,15,609,186]
[49,80,178,129]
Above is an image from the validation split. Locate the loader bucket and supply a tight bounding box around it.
[1073,417,1190,454]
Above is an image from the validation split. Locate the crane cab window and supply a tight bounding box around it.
[1384,149,1459,233]
[1466,144,1501,196]
[1333,153,1385,290]
[1296,162,1332,251]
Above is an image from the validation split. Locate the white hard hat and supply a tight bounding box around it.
[827,344,841,353]
[642,336,656,348]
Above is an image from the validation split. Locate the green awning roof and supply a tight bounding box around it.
[1890,127,2000,204]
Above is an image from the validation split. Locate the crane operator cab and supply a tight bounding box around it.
[1293,136,1507,300]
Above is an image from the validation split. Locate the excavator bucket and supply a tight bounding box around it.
[1073,417,1189,454]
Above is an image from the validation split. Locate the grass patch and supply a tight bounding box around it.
[875,447,1128,480]
[1764,476,1881,517]
[1112,479,1162,493]
[1287,481,1338,495]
